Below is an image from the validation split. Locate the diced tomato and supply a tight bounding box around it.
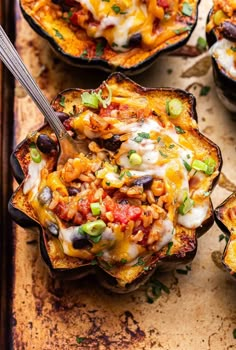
[99,102,120,118]
[157,0,169,10]
[53,202,70,221]
[77,198,90,215]
[70,12,79,26]
[103,196,116,212]
[113,204,142,224]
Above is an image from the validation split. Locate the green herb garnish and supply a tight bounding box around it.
[146,280,170,304]
[81,83,112,109]
[219,234,229,243]
[175,126,185,134]
[183,160,191,172]
[166,242,173,255]
[176,265,191,275]
[111,4,127,14]
[174,26,191,35]
[134,257,145,266]
[200,86,211,96]
[179,193,194,215]
[59,95,65,107]
[96,41,105,57]
[120,258,127,264]
[76,337,85,344]
[128,149,137,158]
[134,132,150,143]
[53,28,64,40]
[159,150,168,158]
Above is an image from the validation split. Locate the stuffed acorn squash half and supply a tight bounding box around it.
[215,193,236,277]
[206,0,236,112]
[9,73,222,292]
[20,0,200,74]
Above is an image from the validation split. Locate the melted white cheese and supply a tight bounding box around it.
[177,202,209,228]
[23,160,46,196]
[75,0,150,51]
[210,38,236,79]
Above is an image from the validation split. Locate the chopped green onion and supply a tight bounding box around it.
[145,280,170,304]
[127,149,136,158]
[90,235,102,243]
[129,153,142,166]
[134,257,145,266]
[59,95,65,107]
[159,150,168,158]
[182,2,193,17]
[197,37,207,52]
[90,202,101,216]
[81,220,106,237]
[179,194,194,215]
[30,146,41,163]
[174,26,191,35]
[204,157,216,175]
[76,337,85,344]
[167,98,183,118]
[138,132,150,139]
[192,159,208,172]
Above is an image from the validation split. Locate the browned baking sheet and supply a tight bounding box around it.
[2,0,236,349]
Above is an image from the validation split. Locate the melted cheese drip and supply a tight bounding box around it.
[74,0,180,51]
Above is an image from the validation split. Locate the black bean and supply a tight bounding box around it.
[37,134,58,154]
[55,111,70,123]
[129,33,142,48]
[47,223,59,237]
[119,199,129,205]
[72,238,92,250]
[132,175,153,189]
[102,135,122,152]
[67,186,81,196]
[38,186,52,205]
[221,21,236,42]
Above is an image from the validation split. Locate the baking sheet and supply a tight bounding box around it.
[6,0,236,348]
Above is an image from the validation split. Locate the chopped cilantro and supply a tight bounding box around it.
[200,86,211,96]
[169,144,175,149]
[90,259,98,265]
[231,46,236,52]
[126,170,132,177]
[146,279,170,304]
[166,242,173,255]
[96,251,104,257]
[134,132,150,143]
[59,95,65,107]
[53,28,64,40]
[80,50,88,57]
[219,234,229,243]
[134,257,145,266]
[128,150,136,158]
[106,181,111,186]
[157,136,161,143]
[233,329,236,339]
[174,26,191,35]
[96,41,105,57]
[76,337,85,344]
[159,150,168,158]
[175,126,185,134]
[182,2,193,17]
[111,4,127,14]
[120,258,127,264]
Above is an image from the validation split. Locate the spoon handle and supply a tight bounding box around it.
[0,25,67,139]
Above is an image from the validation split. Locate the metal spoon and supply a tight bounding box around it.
[0,25,87,167]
